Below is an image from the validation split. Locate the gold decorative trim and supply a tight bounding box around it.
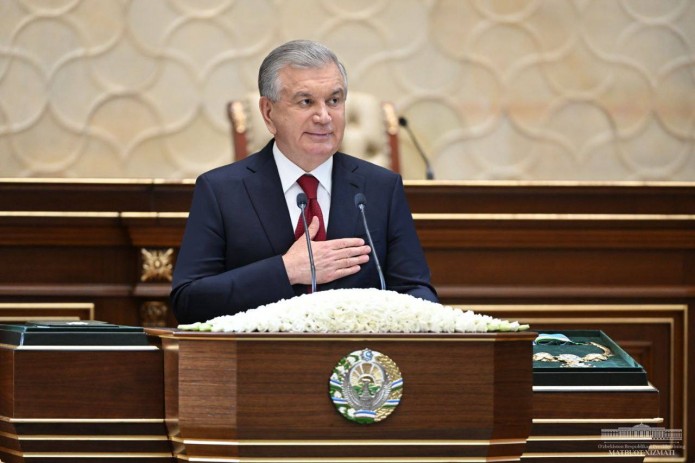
[4,207,691,231]
[162,334,534,343]
[412,212,695,221]
[0,211,189,219]
[0,428,168,441]
[175,457,521,463]
[0,177,196,185]
[0,302,95,321]
[0,211,119,218]
[0,316,81,322]
[121,211,189,219]
[533,418,663,424]
[533,385,657,392]
[0,302,94,310]
[1,177,693,188]
[14,345,159,351]
[0,416,164,424]
[14,434,168,441]
[527,435,652,442]
[475,304,685,313]
[1,450,173,458]
[522,452,643,459]
[172,438,526,446]
[403,179,695,188]
[140,248,174,282]
[521,317,672,323]
[6,210,691,223]
[140,300,169,327]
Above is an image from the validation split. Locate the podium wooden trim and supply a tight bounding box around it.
[0,302,95,323]
[152,330,535,462]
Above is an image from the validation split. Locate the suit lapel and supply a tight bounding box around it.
[243,143,295,254]
[242,149,365,254]
[327,152,365,239]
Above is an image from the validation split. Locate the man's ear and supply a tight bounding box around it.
[259,96,277,135]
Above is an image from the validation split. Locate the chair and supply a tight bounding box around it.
[226,92,401,173]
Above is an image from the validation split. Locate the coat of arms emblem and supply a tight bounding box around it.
[329,348,403,424]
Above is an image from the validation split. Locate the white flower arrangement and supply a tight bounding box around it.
[178,288,529,334]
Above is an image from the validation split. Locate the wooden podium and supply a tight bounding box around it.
[0,322,171,462]
[156,330,535,461]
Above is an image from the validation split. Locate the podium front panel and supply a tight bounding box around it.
[160,331,535,461]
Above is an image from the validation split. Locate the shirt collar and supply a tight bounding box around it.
[273,142,333,194]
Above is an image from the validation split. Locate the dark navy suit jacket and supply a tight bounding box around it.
[171,140,437,324]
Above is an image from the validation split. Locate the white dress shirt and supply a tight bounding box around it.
[273,143,332,234]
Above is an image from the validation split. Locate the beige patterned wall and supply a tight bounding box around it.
[0,0,693,180]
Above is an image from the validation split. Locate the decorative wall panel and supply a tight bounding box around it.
[0,0,693,180]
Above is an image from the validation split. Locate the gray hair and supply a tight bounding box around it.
[258,39,348,102]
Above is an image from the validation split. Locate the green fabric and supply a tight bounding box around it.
[533,333,639,369]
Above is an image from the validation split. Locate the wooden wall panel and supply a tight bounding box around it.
[0,179,692,461]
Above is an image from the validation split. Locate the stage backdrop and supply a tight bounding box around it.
[0,0,693,180]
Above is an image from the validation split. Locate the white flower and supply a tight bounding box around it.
[178,288,529,334]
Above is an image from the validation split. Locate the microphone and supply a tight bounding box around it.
[354,193,386,291]
[398,116,434,180]
[296,193,317,293]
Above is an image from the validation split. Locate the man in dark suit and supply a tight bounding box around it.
[171,40,437,325]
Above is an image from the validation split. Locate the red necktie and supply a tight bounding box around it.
[294,174,326,241]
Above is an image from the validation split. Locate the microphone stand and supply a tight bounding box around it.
[398,116,434,180]
[354,193,386,291]
[297,193,317,293]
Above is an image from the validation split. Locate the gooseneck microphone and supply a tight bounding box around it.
[354,193,386,291]
[296,193,317,293]
[398,116,434,180]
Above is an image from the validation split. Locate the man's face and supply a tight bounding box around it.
[259,63,346,170]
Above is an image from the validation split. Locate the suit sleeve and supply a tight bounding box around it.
[170,175,296,324]
[383,176,439,302]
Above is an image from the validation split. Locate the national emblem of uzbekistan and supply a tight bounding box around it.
[329,348,403,424]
